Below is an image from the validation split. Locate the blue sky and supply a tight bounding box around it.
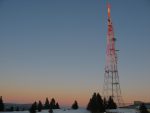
[0,0,150,106]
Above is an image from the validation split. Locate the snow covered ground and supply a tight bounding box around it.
[107,108,139,113]
[0,108,90,113]
[1,108,138,113]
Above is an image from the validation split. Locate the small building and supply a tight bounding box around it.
[134,101,150,109]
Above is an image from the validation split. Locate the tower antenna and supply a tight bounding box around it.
[103,1,124,107]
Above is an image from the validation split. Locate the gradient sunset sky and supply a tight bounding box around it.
[0,0,150,107]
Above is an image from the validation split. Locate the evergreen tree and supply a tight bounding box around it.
[107,96,117,109]
[103,97,107,109]
[96,93,105,112]
[38,101,43,112]
[87,92,106,112]
[29,101,37,113]
[87,93,97,112]
[112,101,117,109]
[139,103,149,113]
[0,96,4,111]
[55,103,60,109]
[34,101,37,110]
[71,100,78,110]
[50,98,56,109]
[87,98,92,110]
[90,93,97,112]
[44,98,50,109]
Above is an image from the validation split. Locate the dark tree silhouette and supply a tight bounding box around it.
[139,103,149,113]
[91,93,96,111]
[87,98,92,111]
[96,93,105,112]
[29,101,37,113]
[55,102,60,109]
[38,101,43,112]
[0,96,4,111]
[103,97,107,109]
[88,93,97,112]
[44,98,50,109]
[50,98,56,109]
[87,92,107,112]
[107,96,117,109]
[71,100,78,110]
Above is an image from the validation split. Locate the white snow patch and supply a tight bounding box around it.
[0,108,90,113]
[0,108,140,113]
[107,108,139,113]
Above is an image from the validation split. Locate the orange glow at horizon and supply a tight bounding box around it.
[1,87,91,107]
[1,82,150,107]
[3,93,89,107]
[2,89,150,107]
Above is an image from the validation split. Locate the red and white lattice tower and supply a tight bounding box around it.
[103,2,124,107]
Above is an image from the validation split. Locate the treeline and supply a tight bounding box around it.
[0,96,79,113]
[44,97,60,109]
[29,98,60,113]
[87,92,117,113]
[1,95,149,113]
[29,98,79,113]
[86,92,150,113]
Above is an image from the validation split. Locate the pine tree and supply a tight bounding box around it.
[0,96,4,111]
[50,98,56,109]
[90,93,97,112]
[87,98,92,110]
[139,103,149,113]
[103,97,107,109]
[55,102,60,109]
[44,98,49,109]
[38,101,43,112]
[71,100,78,110]
[34,101,37,110]
[107,96,117,109]
[96,93,105,112]
[87,93,97,112]
[112,101,117,109]
[87,92,106,112]
[29,101,37,113]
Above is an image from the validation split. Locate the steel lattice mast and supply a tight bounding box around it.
[103,2,124,107]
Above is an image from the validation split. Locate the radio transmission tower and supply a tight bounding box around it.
[103,2,124,107]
